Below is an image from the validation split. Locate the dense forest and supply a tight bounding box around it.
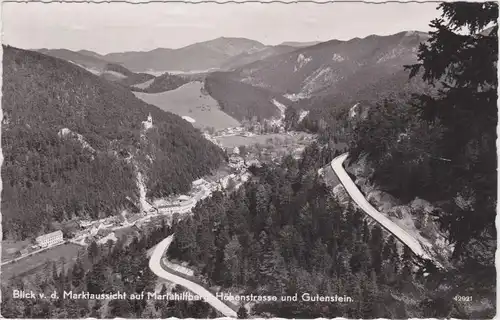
[1,220,219,318]
[204,72,287,121]
[131,72,189,93]
[103,63,155,86]
[1,46,225,240]
[167,141,490,318]
[348,0,497,274]
[165,3,497,318]
[287,67,431,129]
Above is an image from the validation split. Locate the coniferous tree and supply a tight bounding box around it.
[237,305,248,319]
[405,2,498,258]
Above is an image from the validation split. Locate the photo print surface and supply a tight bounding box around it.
[0,1,497,319]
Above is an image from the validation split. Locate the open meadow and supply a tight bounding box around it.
[134,81,240,131]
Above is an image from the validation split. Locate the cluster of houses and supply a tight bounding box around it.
[215,126,245,137]
[72,219,120,245]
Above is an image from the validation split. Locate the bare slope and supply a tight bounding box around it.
[134,81,240,130]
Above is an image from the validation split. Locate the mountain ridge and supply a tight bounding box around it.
[207,30,431,122]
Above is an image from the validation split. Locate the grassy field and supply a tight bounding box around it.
[2,240,31,262]
[217,132,313,148]
[2,243,82,280]
[134,81,240,131]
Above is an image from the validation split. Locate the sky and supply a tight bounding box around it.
[2,2,441,54]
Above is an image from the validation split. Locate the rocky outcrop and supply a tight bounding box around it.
[346,154,373,179]
[366,190,400,213]
[355,177,376,195]
[347,156,453,263]
[332,184,350,206]
[410,197,441,229]
[387,205,412,219]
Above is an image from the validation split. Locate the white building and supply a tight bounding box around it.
[178,195,191,202]
[78,220,93,228]
[192,178,207,187]
[36,230,63,248]
[97,232,118,245]
[89,222,112,236]
[142,113,153,130]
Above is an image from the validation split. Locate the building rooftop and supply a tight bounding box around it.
[36,230,63,241]
[178,195,191,201]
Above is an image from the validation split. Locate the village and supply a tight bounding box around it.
[3,145,258,266]
[3,116,314,270]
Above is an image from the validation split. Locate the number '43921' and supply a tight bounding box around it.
[453,295,472,302]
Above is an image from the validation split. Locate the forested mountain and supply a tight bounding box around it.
[166,4,496,318]
[219,45,299,71]
[202,31,431,122]
[344,2,497,315]
[348,2,497,261]
[103,63,155,86]
[204,72,291,121]
[37,48,108,72]
[2,45,225,240]
[36,48,156,86]
[228,31,428,98]
[131,72,190,94]
[167,141,493,318]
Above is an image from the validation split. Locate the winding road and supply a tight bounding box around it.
[148,234,238,318]
[147,152,441,318]
[331,153,437,264]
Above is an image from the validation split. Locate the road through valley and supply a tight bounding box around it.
[148,234,238,318]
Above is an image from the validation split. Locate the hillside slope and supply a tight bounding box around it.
[36,48,155,86]
[204,71,291,121]
[219,44,299,70]
[231,31,428,98]
[213,31,430,121]
[2,45,225,240]
[132,72,190,93]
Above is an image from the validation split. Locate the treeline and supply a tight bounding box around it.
[131,72,189,93]
[2,46,225,240]
[167,143,451,318]
[1,220,218,318]
[104,63,155,86]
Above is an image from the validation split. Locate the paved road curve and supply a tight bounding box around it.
[148,235,237,318]
[331,153,436,264]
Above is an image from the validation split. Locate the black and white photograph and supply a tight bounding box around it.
[0,1,497,318]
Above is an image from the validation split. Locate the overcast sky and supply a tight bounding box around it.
[2,2,440,54]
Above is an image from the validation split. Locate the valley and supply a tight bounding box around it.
[1,3,497,318]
